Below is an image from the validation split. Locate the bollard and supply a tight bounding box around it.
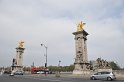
[55,71,60,77]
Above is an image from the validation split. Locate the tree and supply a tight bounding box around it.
[23,66,31,71]
[110,61,120,70]
[47,64,74,72]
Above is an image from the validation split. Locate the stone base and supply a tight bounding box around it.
[73,70,90,75]
[95,68,112,72]
[11,66,23,72]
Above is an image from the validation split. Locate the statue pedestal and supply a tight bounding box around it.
[73,63,90,75]
[11,47,25,72]
[73,64,90,75]
[95,68,112,72]
[73,70,90,75]
[72,30,89,76]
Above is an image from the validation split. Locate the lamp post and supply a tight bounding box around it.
[56,60,61,77]
[58,60,61,67]
[41,44,48,68]
[58,60,61,73]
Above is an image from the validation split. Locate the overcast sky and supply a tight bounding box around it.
[0,0,124,68]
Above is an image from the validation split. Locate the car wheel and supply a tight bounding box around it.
[91,76,96,80]
[107,77,112,81]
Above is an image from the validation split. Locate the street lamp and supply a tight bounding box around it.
[56,60,61,77]
[41,44,48,68]
[58,60,61,67]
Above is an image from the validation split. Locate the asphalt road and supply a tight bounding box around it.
[0,74,124,82]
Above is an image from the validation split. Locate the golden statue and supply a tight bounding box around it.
[77,21,85,32]
[18,41,24,48]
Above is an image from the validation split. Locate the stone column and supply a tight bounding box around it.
[16,48,25,66]
[15,47,25,71]
[84,36,88,63]
[73,30,90,75]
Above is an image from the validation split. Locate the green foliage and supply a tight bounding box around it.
[23,67,31,71]
[48,66,58,72]
[48,64,74,72]
[110,61,120,70]
[22,64,74,72]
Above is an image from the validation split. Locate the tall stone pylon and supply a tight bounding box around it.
[12,41,25,72]
[73,21,90,75]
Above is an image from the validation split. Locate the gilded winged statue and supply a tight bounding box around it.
[18,41,24,48]
[77,21,85,32]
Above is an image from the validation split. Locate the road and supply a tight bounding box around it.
[0,74,124,82]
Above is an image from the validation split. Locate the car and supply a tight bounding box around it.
[9,73,14,76]
[9,71,15,76]
[48,71,54,74]
[14,71,24,75]
[37,71,44,74]
[4,71,11,74]
[90,71,116,81]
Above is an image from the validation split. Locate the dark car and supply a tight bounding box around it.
[14,71,24,75]
[4,71,11,74]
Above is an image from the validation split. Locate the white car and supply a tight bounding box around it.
[37,71,44,74]
[9,71,15,76]
[90,71,116,81]
[10,73,14,76]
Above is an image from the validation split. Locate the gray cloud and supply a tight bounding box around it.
[0,0,124,67]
